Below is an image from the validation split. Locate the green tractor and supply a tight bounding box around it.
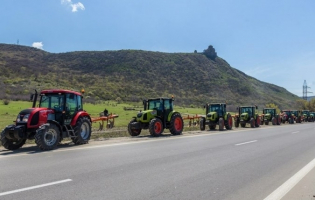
[234,106,261,128]
[128,97,184,137]
[261,108,281,125]
[291,110,302,123]
[199,103,233,131]
[301,110,312,122]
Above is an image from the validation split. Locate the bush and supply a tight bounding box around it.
[3,99,10,105]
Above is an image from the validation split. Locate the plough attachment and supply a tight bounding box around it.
[181,114,203,127]
[91,113,119,130]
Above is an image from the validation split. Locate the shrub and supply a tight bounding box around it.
[3,99,10,105]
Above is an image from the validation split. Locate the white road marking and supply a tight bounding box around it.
[0,179,72,197]
[291,131,300,134]
[235,140,257,146]
[264,158,315,200]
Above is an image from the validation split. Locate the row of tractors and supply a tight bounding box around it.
[1,89,314,151]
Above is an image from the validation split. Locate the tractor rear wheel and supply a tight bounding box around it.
[72,117,91,145]
[250,118,255,128]
[200,118,205,131]
[35,123,60,150]
[1,130,26,150]
[219,118,224,131]
[128,119,141,136]
[170,113,183,135]
[149,118,163,137]
[225,114,232,130]
[272,117,277,125]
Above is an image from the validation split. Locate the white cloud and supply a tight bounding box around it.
[61,0,85,12]
[32,42,44,50]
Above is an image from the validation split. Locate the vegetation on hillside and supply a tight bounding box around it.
[0,43,301,109]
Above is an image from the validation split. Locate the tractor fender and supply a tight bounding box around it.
[71,111,91,126]
[167,111,181,122]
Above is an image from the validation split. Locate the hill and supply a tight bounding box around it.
[0,43,301,109]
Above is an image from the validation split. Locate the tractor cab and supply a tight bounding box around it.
[263,108,276,117]
[37,90,83,125]
[144,98,173,120]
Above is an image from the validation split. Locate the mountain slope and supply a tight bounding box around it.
[0,43,300,108]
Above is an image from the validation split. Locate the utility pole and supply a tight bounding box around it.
[303,80,312,101]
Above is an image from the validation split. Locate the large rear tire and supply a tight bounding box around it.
[255,116,260,127]
[1,130,26,150]
[170,113,183,135]
[72,117,91,145]
[128,119,141,136]
[149,118,163,137]
[219,118,224,131]
[225,114,232,130]
[35,123,60,150]
[200,118,205,131]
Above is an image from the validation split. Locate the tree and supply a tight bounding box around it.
[203,45,217,60]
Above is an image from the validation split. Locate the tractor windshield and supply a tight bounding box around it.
[264,109,275,115]
[240,107,253,115]
[291,111,298,116]
[148,99,163,111]
[302,111,309,115]
[209,104,224,115]
[39,94,65,111]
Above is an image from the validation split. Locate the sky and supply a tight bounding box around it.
[1,0,314,97]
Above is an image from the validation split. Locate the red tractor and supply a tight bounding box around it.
[1,89,92,150]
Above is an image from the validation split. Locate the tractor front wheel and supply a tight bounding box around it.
[200,118,205,131]
[1,130,26,150]
[170,113,183,135]
[72,117,91,145]
[149,118,163,137]
[128,119,141,136]
[35,123,60,150]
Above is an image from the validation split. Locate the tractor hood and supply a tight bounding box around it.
[206,112,218,121]
[240,113,249,121]
[136,109,157,122]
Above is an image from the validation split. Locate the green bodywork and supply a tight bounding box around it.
[135,109,177,123]
[263,108,276,121]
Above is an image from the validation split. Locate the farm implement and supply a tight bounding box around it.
[91,114,119,130]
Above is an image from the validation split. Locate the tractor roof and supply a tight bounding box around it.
[147,97,172,101]
[40,89,82,96]
[240,106,256,108]
[263,108,276,110]
[209,103,226,105]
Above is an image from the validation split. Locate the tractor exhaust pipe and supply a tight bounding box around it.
[31,90,38,108]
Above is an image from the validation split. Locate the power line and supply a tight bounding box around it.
[303,80,313,100]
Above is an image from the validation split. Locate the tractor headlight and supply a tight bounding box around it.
[137,112,143,118]
[16,114,21,122]
[22,114,30,122]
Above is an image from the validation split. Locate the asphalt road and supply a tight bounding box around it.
[0,123,315,200]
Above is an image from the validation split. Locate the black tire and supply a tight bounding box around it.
[169,113,183,135]
[209,125,216,130]
[289,117,293,124]
[200,118,205,131]
[272,117,276,125]
[149,118,163,137]
[128,119,141,136]
[72,117,91,145]
[250,118,255,128]
[265,121,269,125]
[240,123,246,128]
[1,130,26,150]
[35,123,60,150]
